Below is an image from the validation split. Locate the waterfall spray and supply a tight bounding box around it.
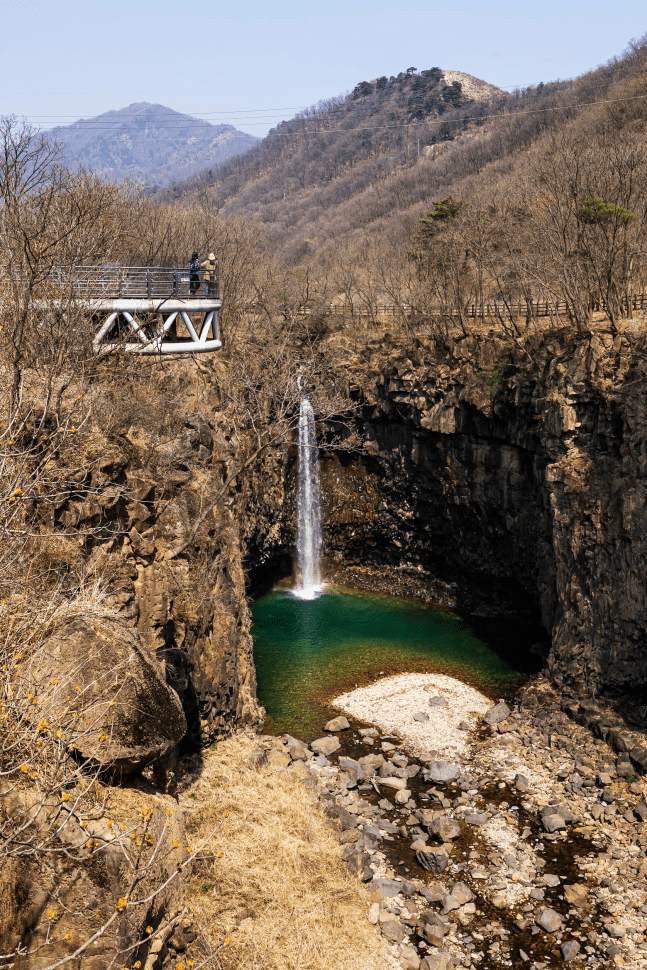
[293,396,322,599]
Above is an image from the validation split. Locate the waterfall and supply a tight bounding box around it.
[293,396,323,599]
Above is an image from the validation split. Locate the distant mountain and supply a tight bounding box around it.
[49,102,258,187]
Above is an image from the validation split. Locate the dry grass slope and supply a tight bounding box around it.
[178,734,392,970]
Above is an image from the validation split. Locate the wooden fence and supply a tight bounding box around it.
[296,291,647,318]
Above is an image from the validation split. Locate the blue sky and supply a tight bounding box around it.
[1,0,644,137]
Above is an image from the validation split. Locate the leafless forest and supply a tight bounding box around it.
[154,36,647,329]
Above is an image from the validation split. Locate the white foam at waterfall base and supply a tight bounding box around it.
[292,397,323,600]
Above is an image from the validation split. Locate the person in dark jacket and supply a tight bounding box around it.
[189,251,201,297]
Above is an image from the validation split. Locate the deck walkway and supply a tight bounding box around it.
[71,266,222,355]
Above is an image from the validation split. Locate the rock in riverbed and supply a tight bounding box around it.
[311,736,341,756]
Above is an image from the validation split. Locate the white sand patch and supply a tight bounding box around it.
[332,673,491,760]
[481,815,520,853]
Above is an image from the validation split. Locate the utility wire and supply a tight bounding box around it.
[14,72,581,121]
[27,88,647,136]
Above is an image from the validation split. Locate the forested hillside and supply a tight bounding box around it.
[155,44,647,272]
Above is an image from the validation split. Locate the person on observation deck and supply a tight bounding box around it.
[189,251,201,297]
[201,252,219,297]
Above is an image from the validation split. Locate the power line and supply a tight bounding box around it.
[13,83,647,137]
[23,107,312,118]
[12,73,581,122]
[29,88,647,137]
[260,89,647,136]
[15,75,578,128]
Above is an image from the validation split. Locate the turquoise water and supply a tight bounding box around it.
[251,587,521,739]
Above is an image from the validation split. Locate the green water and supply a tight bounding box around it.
[251,587,521,739]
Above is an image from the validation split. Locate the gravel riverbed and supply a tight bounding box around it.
[254,673,647,970]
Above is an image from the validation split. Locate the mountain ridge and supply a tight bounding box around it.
[151,65,509,258]
[151,52,647,264]
[49,101,258,187]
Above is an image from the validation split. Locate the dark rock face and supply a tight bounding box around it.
[299,331,647,704]
[320,400,555,630]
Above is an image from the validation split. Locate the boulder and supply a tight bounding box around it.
[420,882,446,903]
[338,756,365,785]
[429,817,461,842]
[630,746,647,773]
[483,701,511,725]
[411,838,429,851]
[426,761,461,783]
[420,953,452,970]
[379,776,407,791]
[561,940,581,961]
[535,907,562,933]
[267,750,291,769]
[448,882,472,906]
[540,802,575,822]
[373,878,403,898]
[248,749,268,770]
[289,759,314,782]
[346,850,372,875]
[311,736,341,756]
[400,879,417,897]
[428,695,446,708]
[422,924,447,947]
[324,715,350,732]
[282,736,310,761]
[416,846,450,874]
[542,813,566,833]
[464,812,488,826]
[399,943,421,970]
[381,919,405,944]
[30,616,186,774]
[564,884,588,907]
[540,873,560,888]
[289,742,310,761]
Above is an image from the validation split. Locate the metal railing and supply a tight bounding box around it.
[63,265,220,301]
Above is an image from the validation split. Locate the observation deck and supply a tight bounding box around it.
[73,266,222,355]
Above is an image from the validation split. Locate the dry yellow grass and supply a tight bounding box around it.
[178,733,392,970]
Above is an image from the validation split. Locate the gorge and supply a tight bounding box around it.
[245,322,647,731]
[5,297,647,970]
[4,37,647,962]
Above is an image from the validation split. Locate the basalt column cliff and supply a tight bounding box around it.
[248,326,647,721]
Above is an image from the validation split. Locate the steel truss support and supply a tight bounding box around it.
[89,298,222,355]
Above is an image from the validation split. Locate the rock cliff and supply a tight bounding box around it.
[245,323,647,720]
[335,328,647,710]
[44,406,263,754]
